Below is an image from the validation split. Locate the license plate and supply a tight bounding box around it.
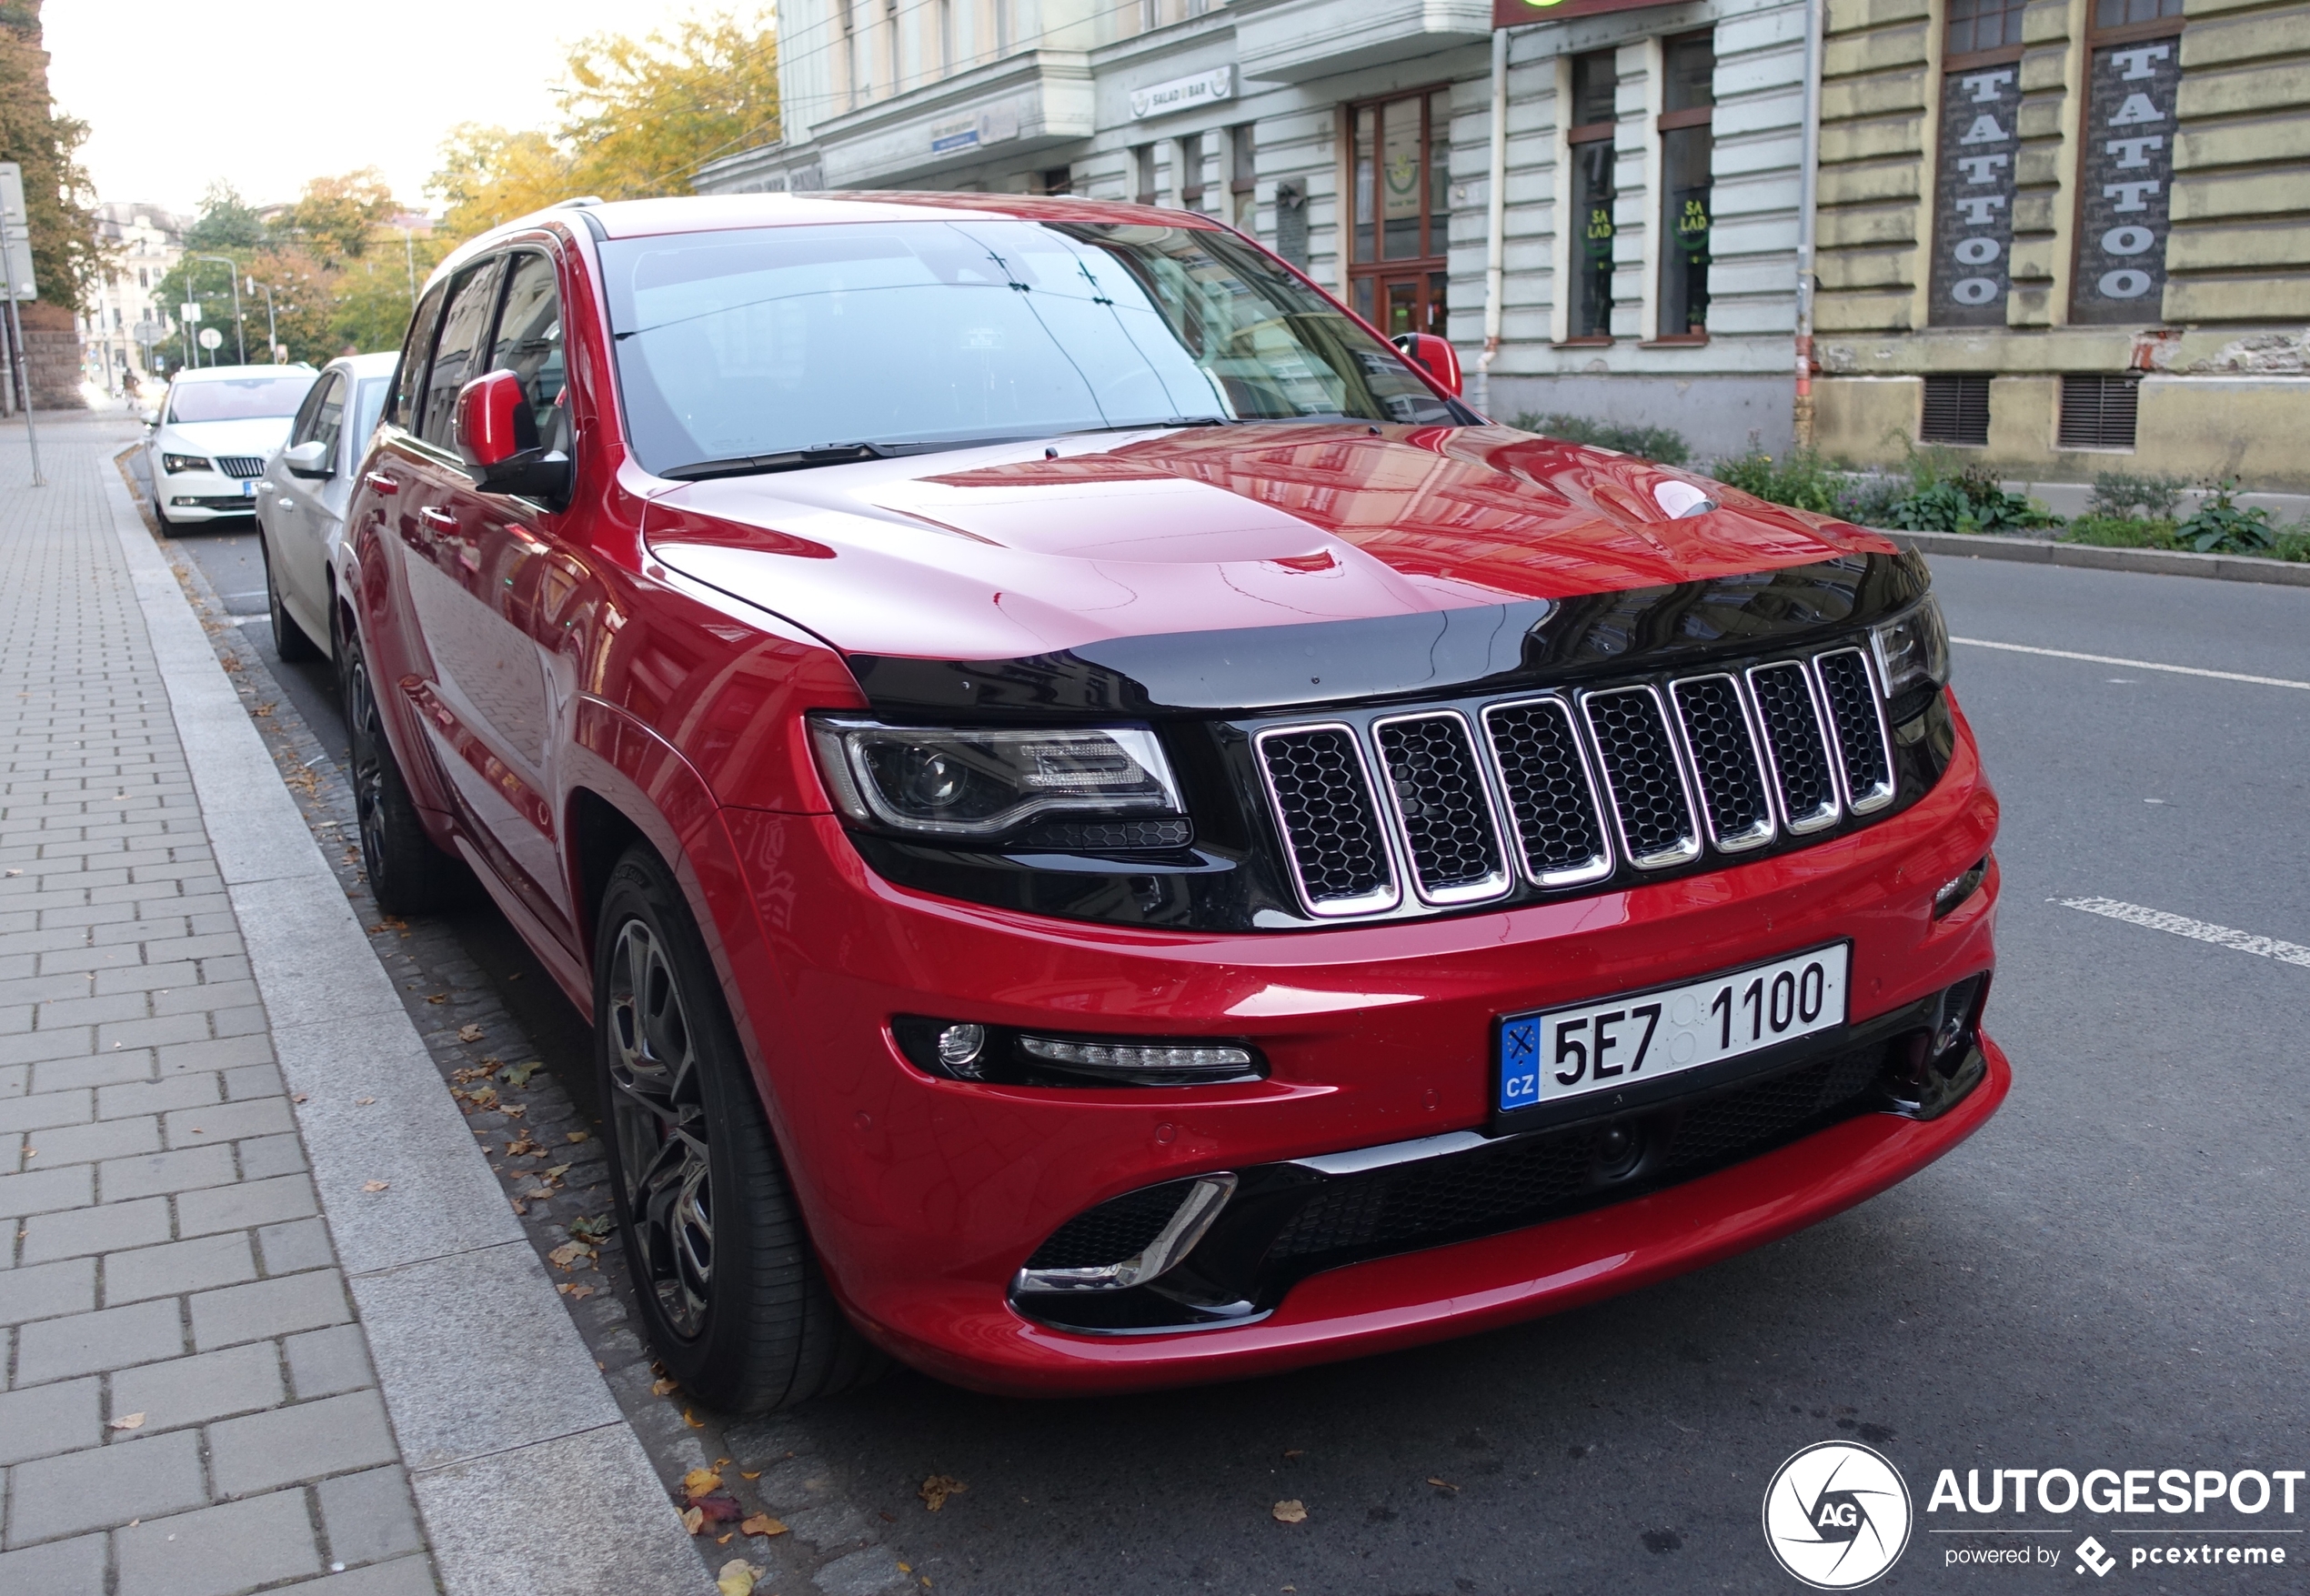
[1496,943,1850,1114]
[242,478,259,497]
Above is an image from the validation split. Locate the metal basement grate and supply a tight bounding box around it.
[1581,687,1701,869]
[1372,712,1509,904]
[2056,375,2140,451]
[1920,374,1992,447]
[1256,725,1399,916]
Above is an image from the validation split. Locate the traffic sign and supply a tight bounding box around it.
[179,302,203,323]
[0,163,37,300]
[196,327,223,351]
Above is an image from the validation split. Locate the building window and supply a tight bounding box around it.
[1565,49,1619,342]
[2071,0,2184,324]
[839,0,859,110]
[1945,0,2027,58]
[1179,133,1206,210]
[1920,374,1994,446]
[939,0,953,71]
[1351,86,1453,337]
[1133,145,1158,206]
[1928,0,2024,328]
[1655,33,1714,341]
[1037,166,1073,196]
[2057,375,2141,449]
[1230,125,1257,231]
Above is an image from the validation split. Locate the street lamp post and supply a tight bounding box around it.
[246,276,278,359]
[193,255,246,364]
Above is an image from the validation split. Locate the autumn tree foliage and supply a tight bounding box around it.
[429,9,778,241]
[0,0,104,308]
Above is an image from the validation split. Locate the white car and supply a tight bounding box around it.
[143,364,316,531]
[253,352,397,664]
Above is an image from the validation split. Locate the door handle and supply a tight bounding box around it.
[365,472,400,496]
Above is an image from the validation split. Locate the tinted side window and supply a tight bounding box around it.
[287,372,340,447]
[489,253,569,454]
[388,286,448,430]
[309,377,348,458]
[418,262,504,448]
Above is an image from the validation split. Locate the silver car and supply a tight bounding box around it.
[254,352,398,665]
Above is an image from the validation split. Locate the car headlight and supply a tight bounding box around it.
[160,452,209,475]
[808,718,1184,838]
[1872,595,1950,703]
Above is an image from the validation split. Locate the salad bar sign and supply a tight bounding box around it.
[2073,38,2180,324]
[1929,65,2022,326]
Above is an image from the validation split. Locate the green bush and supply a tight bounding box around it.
[2063,515,2181,549]
[2275,526,2310,564]
[2174,479,2275,553]
[1512,412,1692,465]
[2085,471,2186,520]
[1706,446,1848,515]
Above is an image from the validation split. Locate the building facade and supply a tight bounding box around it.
[78,202,185,395]
[699,0,2308,487]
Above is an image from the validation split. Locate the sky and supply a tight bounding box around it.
[45,0,719,221]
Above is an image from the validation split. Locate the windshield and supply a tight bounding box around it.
[167,375,314,424]
[598,219,1461,476]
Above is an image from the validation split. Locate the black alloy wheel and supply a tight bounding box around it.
[261,530,320,662]
[341,625,464,915]
[594,844,886,1412]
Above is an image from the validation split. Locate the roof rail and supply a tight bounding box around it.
[552,196,606,209]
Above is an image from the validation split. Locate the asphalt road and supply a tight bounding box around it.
[170,502,2310,1594]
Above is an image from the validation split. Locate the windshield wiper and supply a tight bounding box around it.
[659,437,1029,482]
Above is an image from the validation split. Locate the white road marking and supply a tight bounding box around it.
[2057,897,2310,969]
[1952,637,2310,692]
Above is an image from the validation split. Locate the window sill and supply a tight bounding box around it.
[1642,334,1711,347]
[1555,336,1614,347]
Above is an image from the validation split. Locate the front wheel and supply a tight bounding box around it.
[595,843,885,1413]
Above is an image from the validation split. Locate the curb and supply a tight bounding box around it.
[99,456,713,1596]
[1878,527,2310,588]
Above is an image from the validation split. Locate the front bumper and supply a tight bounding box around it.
[709,697,2003,1394]
[157,468,258,519]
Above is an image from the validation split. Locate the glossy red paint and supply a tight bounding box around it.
[1393,332,1464,396]
[452,369,526,468]
[336,194,2005,1399]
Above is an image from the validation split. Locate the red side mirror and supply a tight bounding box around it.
[454,369,528,469]
[1391,332,1463,397]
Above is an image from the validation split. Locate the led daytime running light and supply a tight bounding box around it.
[1019,1037,1254,1073]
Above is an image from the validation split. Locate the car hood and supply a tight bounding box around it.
[645,423,1896,671]
[158,417,296,457]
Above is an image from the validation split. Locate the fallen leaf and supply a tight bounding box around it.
[681,1506,705,1535]
[716,1560,763,1596]
[452,1064,496,1084]
[684,1409,706,1429]
[505,1133,543,1158]
[739,1471,761,1481]
[684,1468,724,1499]
[543,1162,571,1180]
[716,1532,732,1545]
[1282,1450,1305,1460]
[1272,1499,1308,1524]
[508,1197,527,1216]
[355,1097,376,1106]
[457,1024,485,1043]
[740,1513,787,1537]
[569,1214,614,1243]
[693,1494,744,1524]
[361,1180,389,1192]
[567,1129,590,1143]
[108,1412,146,1430]
[425,993,447,1004]
[1427,1477,1460,1493]
[3,868,17,876]
[501,1060,542,1087]
[292,1093,308,1103]
[919,1474,968,1511]
[651,1377,679,1397]
[556,1283,595,1300]
[546,1241,590,1269]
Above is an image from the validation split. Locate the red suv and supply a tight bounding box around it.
[337,193,2004,1412]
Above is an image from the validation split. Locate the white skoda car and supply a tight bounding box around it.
[142,365,316,531]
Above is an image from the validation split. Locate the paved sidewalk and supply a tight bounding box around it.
[0,417,705,1596]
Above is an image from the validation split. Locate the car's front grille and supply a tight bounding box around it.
[214,455,266,479]
[1025,1181,1191,1271]
[1253,642,1898,919]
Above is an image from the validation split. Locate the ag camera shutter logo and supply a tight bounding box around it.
[1763,1440,1913,1589]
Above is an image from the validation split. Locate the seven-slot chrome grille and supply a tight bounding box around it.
[1252,645,1900,920]
[215,455,267,479]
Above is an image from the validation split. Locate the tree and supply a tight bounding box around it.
[275,169,397,265]
[427,8,778,245]
[0,0,105,309]
[183,180,265,252]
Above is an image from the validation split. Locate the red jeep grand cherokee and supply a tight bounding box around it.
[337,193,2004,1412]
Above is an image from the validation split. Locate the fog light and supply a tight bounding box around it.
[1934,855,1990,918]
[935,1023,987,1075]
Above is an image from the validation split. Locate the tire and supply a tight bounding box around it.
[595,843,886,1413]
[261,530,321,662]
[342,623,467,915]
[151,491,176,537]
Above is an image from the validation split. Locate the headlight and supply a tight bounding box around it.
[160,452,209,475]
[808,718,1184,838]
[1872,595,1950,702]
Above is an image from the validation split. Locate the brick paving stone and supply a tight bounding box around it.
[275,1556,437,1596]
[103,1230,257,1303]
[0,1531,106,1595]
[0,1255,94,1323]
[209,1389,399,1496]
[111,1340,285,1432]
[96,1141,236,1201]
[236,1131,308,1179]
[0,1086,88,1133]
[190,1269,351,1350]
[113,1491,322,1596]
[284,1323,377,1400]
[317,1466,427,1566]
[17,1193,170,1261]
[12,1295,184,1383]
[25,1110,158,1166]
[95,1071,218,1119]
[162,1095,292,1148]
[0,1162,90,1218]
[5,1427,206,1545]
[257,1216,336,1275]
[0,1376,99,1466]
[29,1049,156,1093]
[176,1170,317,1235]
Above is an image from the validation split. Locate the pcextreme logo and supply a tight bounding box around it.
[1763,1441,1914,1590]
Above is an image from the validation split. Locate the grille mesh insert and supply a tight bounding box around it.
[1025,1182,1191,1271]
[1749,663,1839,828]
[1258,728,1394,910]
[1581,688,1696,866]
[1374,715,1502,898]
[1672,677,1771,848]
[1483,699,1610,883]
[1814,650,1893,808]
